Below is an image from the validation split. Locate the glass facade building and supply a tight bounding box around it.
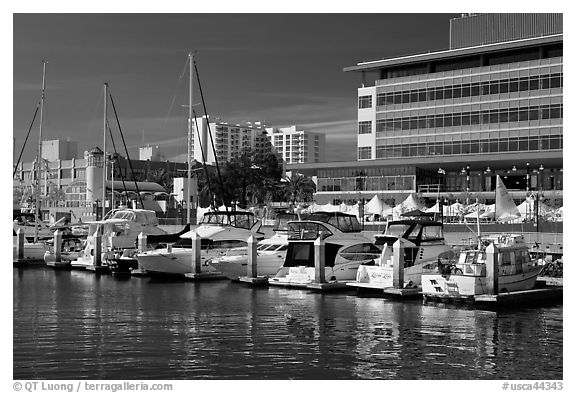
[288,14,563,205]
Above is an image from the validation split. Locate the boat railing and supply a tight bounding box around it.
[287,222,333,241]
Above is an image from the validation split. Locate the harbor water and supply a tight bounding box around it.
[14,267,562,380]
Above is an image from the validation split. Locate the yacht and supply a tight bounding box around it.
[421,233,542,299]
[13,230,48,261]
[268,212,381,287]
[347,218,453,291]
[135,211,264,277]
[70,208,166,269]
[13,210,53,241]
[208,213,296,280]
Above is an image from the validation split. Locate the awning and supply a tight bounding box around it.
[105,181,166,193]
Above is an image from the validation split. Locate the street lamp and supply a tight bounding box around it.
[461,165,470,205]
[526,162,531,192]
[437,168,445,222]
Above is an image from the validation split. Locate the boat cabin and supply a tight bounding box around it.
[287,212,361,241]
[199,211,258,230]
[108,209,159,226]
[374,220,445,247]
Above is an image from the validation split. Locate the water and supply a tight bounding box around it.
[13,267,563,380]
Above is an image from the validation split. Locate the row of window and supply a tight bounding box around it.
[360,134,563,160]
[317,175,415,192]
[372,104,562,133]
[373,73,563,107]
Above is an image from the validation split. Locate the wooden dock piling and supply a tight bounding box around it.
[184,231,223,280]
[239,235,269,285]
[54,230,62,262]
[138,232,147,253]
[247,235,257,278]
[392,239,404,289]
[16,229,25,260]
[191,231,201,274]
[313,236,325,284]
[485,243,498,296]
[94,231,102,267]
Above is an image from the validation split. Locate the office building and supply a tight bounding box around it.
[289,13,563,205]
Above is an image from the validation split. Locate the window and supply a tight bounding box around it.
[358,121,372,134]
[358,147,371,160]
[358,95,372,109]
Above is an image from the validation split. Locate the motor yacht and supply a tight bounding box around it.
[421,233,542,300]
[13,230,48,261]
[268,212,381,287]
[135,211,264,277]
[13,210,53,241]
[70,208,166,269]
[208,213,297,280]
[347,218,454,291]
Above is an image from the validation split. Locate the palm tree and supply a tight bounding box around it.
[283,174,316,204]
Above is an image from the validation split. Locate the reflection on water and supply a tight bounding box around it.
[13,267,562,379]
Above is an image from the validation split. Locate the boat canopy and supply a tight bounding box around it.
[199,211,256,230]
[375,219,444,246]
[299,212,361,233]
[109,209,159,226]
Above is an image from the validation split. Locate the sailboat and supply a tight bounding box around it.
[13,61,50,262]
[135,53,265,278]
[421,175,542,299]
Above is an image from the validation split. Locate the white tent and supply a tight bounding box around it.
[392,194,425,218]
[365,195,393,216]
[443,202,464,217]
[315,203,340,213]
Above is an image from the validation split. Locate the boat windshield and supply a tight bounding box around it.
[111,210,159,225]
[200,212,255,229]
[287,222,333,241]
[13,213,37,226]
[172,238,247,250]
[383,223,413,238]
[273,213,298,232]
[299,212,361,232]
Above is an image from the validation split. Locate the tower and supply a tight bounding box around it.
[86,147,104,205]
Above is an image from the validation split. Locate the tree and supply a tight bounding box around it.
[283,173,316,204]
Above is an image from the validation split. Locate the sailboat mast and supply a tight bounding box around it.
[34,60,47,243]
[187,52,194,225]
[103,83,108,217]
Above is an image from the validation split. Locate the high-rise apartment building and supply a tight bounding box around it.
[267,126,326,164]
[192,117,272,164]
[42,139,78,161]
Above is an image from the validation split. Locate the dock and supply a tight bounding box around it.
[238,276,269,286]
[423,285,562,307]
[183,272,226,281]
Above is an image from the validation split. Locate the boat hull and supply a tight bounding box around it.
[421,267,541,298]
[269,259,366,287]
[13,242,47,261]
[136,248,226,276]
[209,252,285,280]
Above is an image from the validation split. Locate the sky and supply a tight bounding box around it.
[12,12,458,164]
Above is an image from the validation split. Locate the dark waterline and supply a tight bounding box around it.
[13,267,562,380]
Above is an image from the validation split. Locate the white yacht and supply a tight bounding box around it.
[70,209,166,269]
[268,212,381,287]
[347,218,453,291]
[13,210,53,241]
[208,213,296,280]
[13,231,48,261]
[421,233,542,299]
[135,211,264,277]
